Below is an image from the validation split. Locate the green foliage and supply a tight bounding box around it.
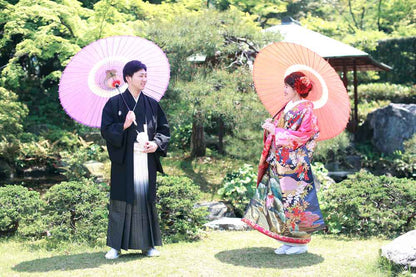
[319,170,416,238]
[157,175,208,243]
[0,87,28,139]
[311,162,333,190]
[147,8,279,80]
[301,0,416,36]
[0,86,27,164]
[169,68,268,156]
[313,131,352,166]
[353,83,415,126]
[43,179,108,246]
[300,1,415,84]
[225,129,263,163]
[0,185,45,237]
[208,0,288,27]
[16,138,59,170]
[385,135,416,179]
[58,136,107,181]
[0,0,87,129]
[372,37,416,85]
[358,83,416,103]
[170,123,192,150]
[217,164,256,217]
[356,134,416,179]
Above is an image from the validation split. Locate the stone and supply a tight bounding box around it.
[195,201,234,221]
[327,171,356,182]
[83,132,106,145]
[365,103,416,154]
[83,160,105,178]
[380,230,416,271]
[204,217,249,231]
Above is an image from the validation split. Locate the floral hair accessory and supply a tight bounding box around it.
[294,76,312,95]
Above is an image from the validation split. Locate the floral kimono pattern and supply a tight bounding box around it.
[242,101,325,245]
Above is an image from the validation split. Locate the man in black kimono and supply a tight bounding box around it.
[101,60,170,259]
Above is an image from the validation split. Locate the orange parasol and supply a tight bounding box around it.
[253,42,350,141]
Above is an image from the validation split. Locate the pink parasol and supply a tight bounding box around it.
[59,36,170,128]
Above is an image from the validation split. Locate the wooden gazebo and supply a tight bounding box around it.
[266,17,392,132]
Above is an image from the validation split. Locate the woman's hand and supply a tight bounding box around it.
[123,111,136,130]
[262,119,275,135]
[143,141,158,153]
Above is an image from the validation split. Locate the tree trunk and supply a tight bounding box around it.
[191,112,205,157]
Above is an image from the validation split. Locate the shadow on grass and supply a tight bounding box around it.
[180,157,211,193]
[12,251,145,273]
[215,247,324,268]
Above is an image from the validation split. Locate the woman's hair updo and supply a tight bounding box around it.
[284,71,312,98]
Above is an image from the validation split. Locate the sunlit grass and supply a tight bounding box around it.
[1,231,390,277]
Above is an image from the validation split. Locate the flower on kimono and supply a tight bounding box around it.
[292,140,299,149]
[280,149,290,163]
[298,212,321,228]
[266,194,274,208]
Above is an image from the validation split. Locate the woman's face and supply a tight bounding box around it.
[284,83,297,100]
[126,69,147,92]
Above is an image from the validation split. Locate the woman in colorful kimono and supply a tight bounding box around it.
[242,71,325,255]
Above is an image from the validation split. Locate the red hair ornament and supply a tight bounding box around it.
[294,76,312,95]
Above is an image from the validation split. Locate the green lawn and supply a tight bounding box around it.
[1,231,390,277]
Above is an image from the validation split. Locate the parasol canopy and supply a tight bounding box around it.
[59,35,170,128]
[253,42,350,141]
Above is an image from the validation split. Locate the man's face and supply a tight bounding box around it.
[126,69,147,92]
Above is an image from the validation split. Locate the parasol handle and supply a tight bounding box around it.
[272,104,286,120]
[115,84,137,126]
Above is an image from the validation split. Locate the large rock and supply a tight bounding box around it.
[83,160,105,181]
[195,201,235,220]
[204,217,249,231]
[364,103,416,154]
[380,230,416,271]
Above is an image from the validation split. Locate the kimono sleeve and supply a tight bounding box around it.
[153,103,170,157]
[100,99,125,148]
[274,106,318,149]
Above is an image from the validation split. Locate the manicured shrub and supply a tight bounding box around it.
[217,164,257,217]
[43,179,108,245]
[0,185,45,238]
[157,175,208,243]
[358,83,416,104]
[319,170,416,238]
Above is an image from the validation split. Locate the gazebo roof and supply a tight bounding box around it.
[265,18,391,72]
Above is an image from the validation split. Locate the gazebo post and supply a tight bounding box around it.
[342,65,348,88]
[353,60,358,134]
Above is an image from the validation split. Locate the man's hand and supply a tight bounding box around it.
[123,111,136,130]
[143,141,158,153]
